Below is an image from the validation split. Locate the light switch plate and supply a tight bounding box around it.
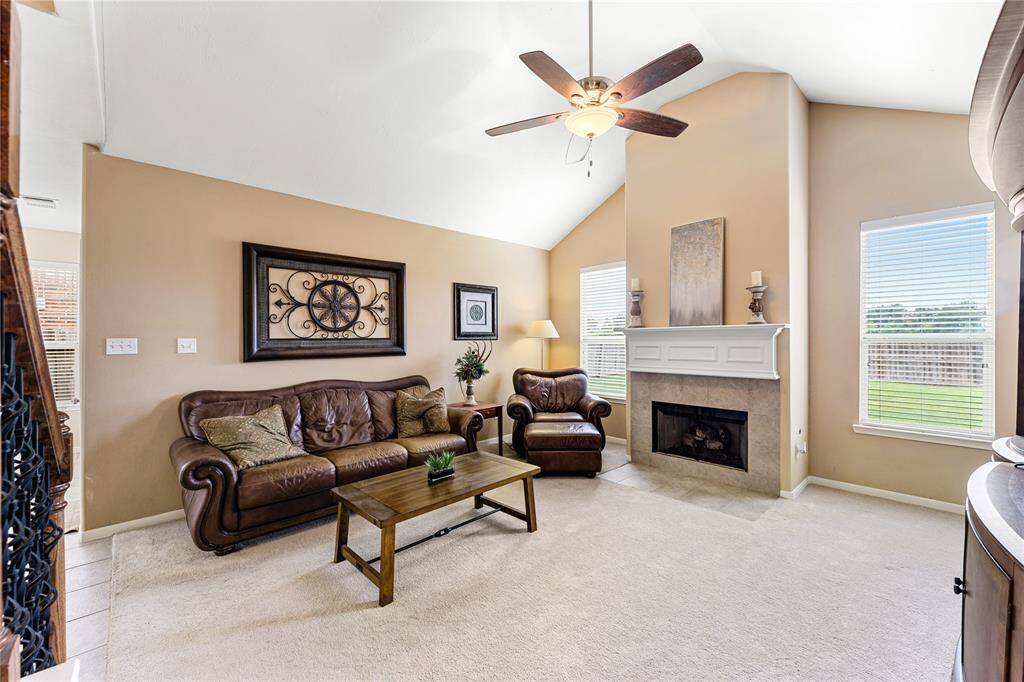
[106,338,138,355]
[176,338,197,354]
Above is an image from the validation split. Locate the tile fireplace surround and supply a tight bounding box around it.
[625,325,787,495]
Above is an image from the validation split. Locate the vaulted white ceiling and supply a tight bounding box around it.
[18,0,102,232]
[18,1,1001,247]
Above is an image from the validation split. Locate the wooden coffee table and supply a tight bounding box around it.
[331,452,540,606]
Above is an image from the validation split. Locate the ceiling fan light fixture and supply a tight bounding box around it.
[565,106,619,139]
[485,1,701,141]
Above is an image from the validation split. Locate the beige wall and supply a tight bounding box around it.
[23,227,83,446]
[786,79,810,489]
[548,186,627,440]
[626,73,795,329]
[82,147,549,529]
[625,72,809,491]
[79,88,1007,526]
[808,104,1017,504]
[24,227,80,264]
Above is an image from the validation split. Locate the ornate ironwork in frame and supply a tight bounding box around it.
[243,242,406,361]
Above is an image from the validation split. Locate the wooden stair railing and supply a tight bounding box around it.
[1,0,74,678]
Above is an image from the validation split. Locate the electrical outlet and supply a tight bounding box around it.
[106,338,138,355]
[176,338,197,354]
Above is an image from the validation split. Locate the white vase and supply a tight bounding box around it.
[463,379,478,406]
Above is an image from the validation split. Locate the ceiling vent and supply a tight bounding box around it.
[20,195,58,210]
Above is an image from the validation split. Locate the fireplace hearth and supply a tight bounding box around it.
[631,372,778,494]
[652,401,748,471]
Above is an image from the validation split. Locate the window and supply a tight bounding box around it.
[31,261,80,408]
[857,203,995,446]
[580,262,627,400]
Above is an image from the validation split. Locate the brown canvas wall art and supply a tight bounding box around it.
[669,217,724,326]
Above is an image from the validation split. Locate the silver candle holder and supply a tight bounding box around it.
[628,290,644,327]
[746,285,768,324]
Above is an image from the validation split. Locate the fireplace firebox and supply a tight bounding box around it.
[651,401,748,471]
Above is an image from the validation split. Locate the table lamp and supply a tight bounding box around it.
[526,319,559,369]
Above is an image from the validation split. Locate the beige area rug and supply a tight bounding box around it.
[106,477,961,681]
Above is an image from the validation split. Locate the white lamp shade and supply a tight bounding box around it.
[526,319,560,339]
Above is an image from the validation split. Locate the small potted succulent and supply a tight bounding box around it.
[425,450,456,484]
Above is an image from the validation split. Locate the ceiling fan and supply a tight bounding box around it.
[485,0,703,140]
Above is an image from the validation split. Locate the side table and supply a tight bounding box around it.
[449,401,504,456]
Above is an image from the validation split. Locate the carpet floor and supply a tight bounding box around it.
[106,474,962,681]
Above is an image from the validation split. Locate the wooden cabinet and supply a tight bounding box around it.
[966,4,1024,678]
[955,461,1024,680]
[961,518,1012,681]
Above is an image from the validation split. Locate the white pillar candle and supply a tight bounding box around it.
[630,277,641,291]
[751,271,763,287]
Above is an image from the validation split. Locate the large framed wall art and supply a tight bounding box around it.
[243,242,406,361]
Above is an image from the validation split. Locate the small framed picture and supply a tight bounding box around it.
[453,283,498,340]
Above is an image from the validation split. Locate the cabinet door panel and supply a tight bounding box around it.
[963,523,1012,681]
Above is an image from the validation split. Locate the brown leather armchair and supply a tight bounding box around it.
[506,368,612,476]
[170,376,483,554]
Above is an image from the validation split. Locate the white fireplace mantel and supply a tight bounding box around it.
[623,324,789,380]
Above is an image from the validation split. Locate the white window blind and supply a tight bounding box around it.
[580,262,626,400]
[859,203,995,441]
[30,262,79,408]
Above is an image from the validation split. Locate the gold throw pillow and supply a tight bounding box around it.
[395,387,450,438]
[200,404,306,470]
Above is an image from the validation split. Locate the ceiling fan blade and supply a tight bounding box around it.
[485,112,570,137]
[519,51,587,101]
[607,44,703,104]
[615,108,688,138]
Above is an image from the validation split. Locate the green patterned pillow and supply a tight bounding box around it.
[199,404,306,470]
[395,387,450,438]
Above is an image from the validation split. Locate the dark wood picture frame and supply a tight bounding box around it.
[243,242,406,362]
[453,283,498,340]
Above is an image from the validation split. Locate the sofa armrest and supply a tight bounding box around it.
[506,394,534,423]
[577,393,612,451]
[447,407,484,452]
[169,437,241,552]
[506,394,535,456]
[170,437,239,491]
[578,393,613,423]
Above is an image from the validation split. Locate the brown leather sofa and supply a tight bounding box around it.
[506,367,612,477]
[169,375,483,554]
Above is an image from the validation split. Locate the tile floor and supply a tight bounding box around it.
[64,531,111,681]
[599,461,778,521]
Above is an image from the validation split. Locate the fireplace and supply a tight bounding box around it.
[651,401,748,472]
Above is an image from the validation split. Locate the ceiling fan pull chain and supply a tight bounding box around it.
[565,133,586,165]
[564,133,595,170]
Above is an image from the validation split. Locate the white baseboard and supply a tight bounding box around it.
[779,476,811,500]
[605,436,627,446]
[80,508,185,543]
[800,476,963,514]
